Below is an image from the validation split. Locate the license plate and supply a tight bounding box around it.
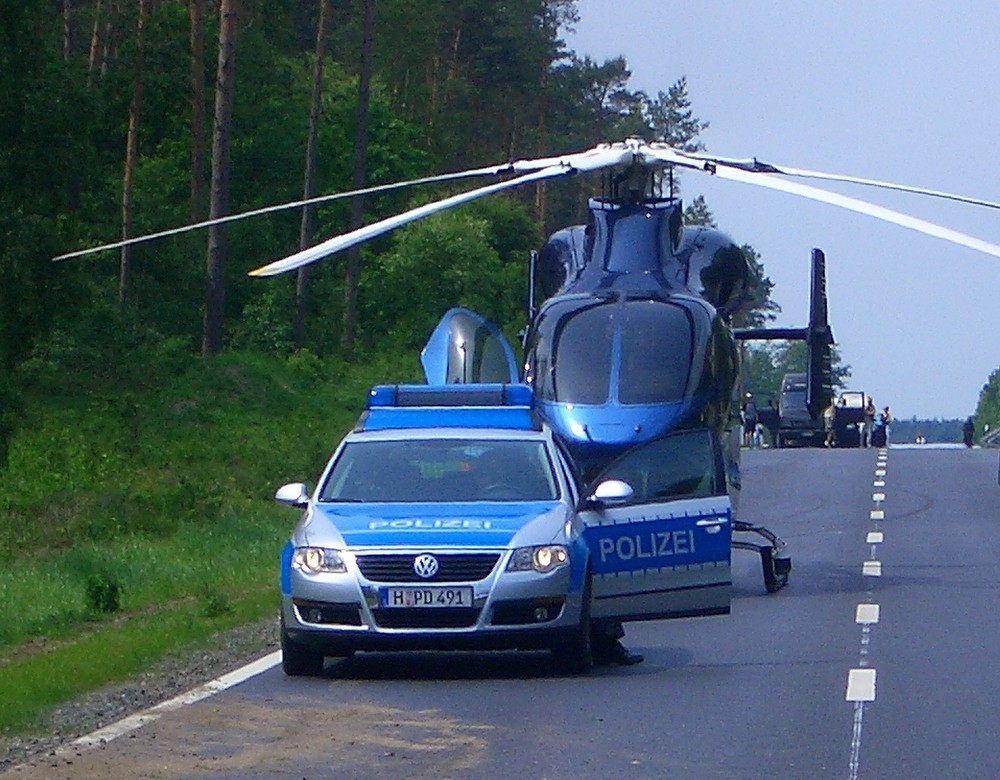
[379,586,474,608]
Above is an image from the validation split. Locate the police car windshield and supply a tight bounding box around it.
[319,439,560,503]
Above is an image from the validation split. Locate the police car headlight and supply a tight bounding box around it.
[507,545,570,574]
[292,547,347,574]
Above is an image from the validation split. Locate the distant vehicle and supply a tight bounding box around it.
[777,373,824,447]
[833,391,867,447]
[274,383,736,676]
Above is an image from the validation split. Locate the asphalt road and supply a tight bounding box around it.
[9,446,1000,780]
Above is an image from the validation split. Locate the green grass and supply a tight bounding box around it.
[0,588,276,733]
[0,344,423,734]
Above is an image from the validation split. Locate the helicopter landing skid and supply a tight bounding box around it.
[732,520,791,594]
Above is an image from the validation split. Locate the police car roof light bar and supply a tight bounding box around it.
[368,384,534,409]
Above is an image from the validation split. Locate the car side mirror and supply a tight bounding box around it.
[275,482,310,509]
[585,479,634,506]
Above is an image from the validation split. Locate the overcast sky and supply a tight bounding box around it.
[564,1,1000,421]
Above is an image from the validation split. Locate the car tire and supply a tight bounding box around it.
[281,614,325,676]
[551,573,593,674]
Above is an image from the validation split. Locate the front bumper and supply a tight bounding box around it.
[281,546,584,654]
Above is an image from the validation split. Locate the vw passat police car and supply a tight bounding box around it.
[276,384,734,676]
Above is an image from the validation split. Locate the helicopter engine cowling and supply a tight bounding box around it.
[537,226,587,300]
[676,227,750,313]
[538,198,687,300]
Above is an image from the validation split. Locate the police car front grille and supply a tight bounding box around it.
[356,553,501,583]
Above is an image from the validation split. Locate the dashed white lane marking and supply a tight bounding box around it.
[849,702,866,779]
[846,669,877,701]
[65,650,282,751]
[849,452,886,779]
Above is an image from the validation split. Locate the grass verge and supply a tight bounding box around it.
[0,346,424,736]
[0,586,276,734]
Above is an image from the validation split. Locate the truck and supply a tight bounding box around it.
[776,373,825,447]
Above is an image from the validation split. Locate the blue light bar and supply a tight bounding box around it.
[368,384,534,409]
[361,384,538,432]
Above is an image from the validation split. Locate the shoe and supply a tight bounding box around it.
[616,647,644,666]
[593,638,644,666]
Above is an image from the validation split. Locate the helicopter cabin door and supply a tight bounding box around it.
[580,429,732,623]
[420,307,520,385]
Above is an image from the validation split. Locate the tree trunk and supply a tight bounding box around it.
[340,0,374,353]
[189,0,207,222]
[87,0,103,87]
[120,0,146,309]
[294,0,330,350]
[63,0,72,62]
[202,0,239,357]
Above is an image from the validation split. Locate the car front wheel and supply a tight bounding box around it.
[551,574,593,674]
[281,614,325,676]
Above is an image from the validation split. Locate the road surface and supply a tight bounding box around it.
[7,446,999,779]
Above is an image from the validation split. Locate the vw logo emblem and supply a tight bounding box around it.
[413,553,439,579]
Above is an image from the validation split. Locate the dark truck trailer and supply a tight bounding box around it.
[777,373,825,447]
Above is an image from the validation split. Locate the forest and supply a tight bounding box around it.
[1,0,792,405]
[0,0,997,734]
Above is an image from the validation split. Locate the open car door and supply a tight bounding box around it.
[580,429,732,623]
[421,307,519,385]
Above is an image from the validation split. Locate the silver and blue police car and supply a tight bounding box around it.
[276,383,734,676]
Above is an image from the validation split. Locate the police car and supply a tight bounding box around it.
[276,384,734,676]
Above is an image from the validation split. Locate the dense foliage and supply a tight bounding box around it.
[0,1,748,379]
[974,368,1000,443]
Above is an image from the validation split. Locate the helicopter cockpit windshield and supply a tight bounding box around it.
[528,295,696,406]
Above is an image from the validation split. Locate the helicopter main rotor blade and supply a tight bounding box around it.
[51,166,531,263]
[675,150,1000,211]
[708,161,1000,259]
[639,144,1000,258]
[53,142,633,264]
[248,145,633,277]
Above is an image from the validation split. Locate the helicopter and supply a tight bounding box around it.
[57,138,1000,598]
[238,139,1000,475]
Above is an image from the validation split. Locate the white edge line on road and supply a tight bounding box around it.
[65,650,282,752]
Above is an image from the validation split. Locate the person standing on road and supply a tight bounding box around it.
[879,406,892,447]
[963,416,975,447]
[823,399,837,447]
[742,393,758,448]
[862,396,876,448]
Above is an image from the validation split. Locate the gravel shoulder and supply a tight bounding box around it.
[0,615,280,773]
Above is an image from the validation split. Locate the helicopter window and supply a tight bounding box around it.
[532,303,614,405]
[618,300,693,405]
